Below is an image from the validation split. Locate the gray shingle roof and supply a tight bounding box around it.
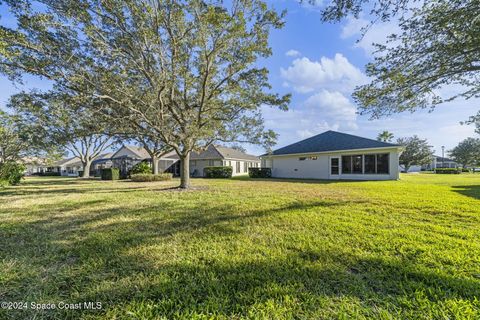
[215,146,259,161]
[166,145,259,161]
[267,131,400,156]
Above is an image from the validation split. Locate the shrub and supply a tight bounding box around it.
[461,168,471,173]
[77,171,83,177]
[248,167,272,178]
[0,161,25,185]
[203,166,233,178]
[435,168,461,174]
[131,173,173,182]
[35,172,61,176]
[130,161,151,175]
[101,168,120,180]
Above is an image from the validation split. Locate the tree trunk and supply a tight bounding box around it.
[179,152,190,189]
[82,160,91,178]
[152,156,159,175]
[404,164,410,173]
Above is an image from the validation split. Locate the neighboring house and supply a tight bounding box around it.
[187,145,260,177]
[54,157,84,176]
[399,165,422,173]
[110,145,178,177]
[423,156,459,170]
[21,157,50,175]
[261,131,402,180]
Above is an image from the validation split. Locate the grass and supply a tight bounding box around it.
[0,174,479,319]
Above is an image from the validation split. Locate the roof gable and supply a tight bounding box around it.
[111,145,150,159]
[269,131,400,156]
[214,146,259,161]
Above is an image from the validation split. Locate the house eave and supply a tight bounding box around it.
[261,146,403,159]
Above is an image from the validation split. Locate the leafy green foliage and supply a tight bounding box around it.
[129,161,151,175]
[0,0,290,188]
[397,135,434,172]
[7,92,115,178]
[101,168,119,181]
[130,173,173,182]
[203,166,233,178]
[0,161,25,185]
[248,167,272,178]
[353,0,480,118]
[376,130,394,142]
[449,138,480,168]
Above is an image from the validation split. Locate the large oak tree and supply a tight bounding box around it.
[0,0,289,188]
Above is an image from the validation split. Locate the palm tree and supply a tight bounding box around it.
[377,131,394,142]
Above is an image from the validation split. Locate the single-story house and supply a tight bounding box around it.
[260,130,402,180]
[423,156,459,170]
[110,145,178,177]
[21,157,50,175]
[39,157,84,176]
[186,145,260,177]
[110,144,260,177]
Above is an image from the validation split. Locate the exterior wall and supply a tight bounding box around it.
[189,159,260,177]
[266,148,400,181]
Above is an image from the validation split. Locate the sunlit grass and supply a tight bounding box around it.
[0,174,479,319]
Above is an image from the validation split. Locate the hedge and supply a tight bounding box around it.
[203,166,233,178]
[101,168,120,180]
[131,173,173,182]
[435,168,461,174]
[248,167,272,178]
[32,172,61,176]
[129,161,151,175]
[0,161,25,186]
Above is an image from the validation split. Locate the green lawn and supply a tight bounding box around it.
[0,174,479,319]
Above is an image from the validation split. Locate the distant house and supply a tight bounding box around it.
[423,156,459,170]
[185,145,260,177]
[54,157,84,176]
[110,145,178,177]
[21,157,50,175]
[25,144,260,178]
[261,130,402,180]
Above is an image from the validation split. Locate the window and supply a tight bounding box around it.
[191,160,197,166]
[208,160,214,166]
[342,155,363,174]
[244,162,247,172]
[331,158,339,175]
[376,153,389,174]
[364,155,376,174]
[236,161,240,173]
[299,157,306,161]
[342,156,352,174]
[310,156,318,160]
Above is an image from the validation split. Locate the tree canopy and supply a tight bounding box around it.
[397,135,434,172]
[449,138,480,168]
[377,130,394,142]
[306,0,479,121]
[8,92,116,178]
[0,0,289,188]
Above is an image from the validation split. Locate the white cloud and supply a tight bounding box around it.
[305,90,358,129]
[280,53,368,93]
[341,16,400,56]
[285,49,301,57]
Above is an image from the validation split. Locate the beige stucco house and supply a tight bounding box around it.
[261,131,402,180]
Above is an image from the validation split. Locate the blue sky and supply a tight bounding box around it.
[0,1,477,157]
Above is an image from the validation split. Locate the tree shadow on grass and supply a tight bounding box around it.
[451,185,480,200]
[1,194,478,319]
